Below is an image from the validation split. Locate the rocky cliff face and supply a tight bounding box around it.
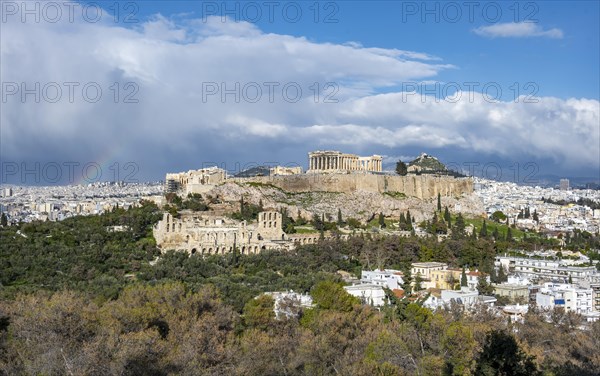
[206,181,484,223]
[230,174,472,199]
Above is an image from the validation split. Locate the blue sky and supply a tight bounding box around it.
[129,0,600,99]
[1,1,599,185]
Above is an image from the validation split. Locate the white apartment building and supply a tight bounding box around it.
[423,287,496,310]
[361,269,404,290]
[496,255,599,284]
[344,284,387,307]
[535,283,594,314]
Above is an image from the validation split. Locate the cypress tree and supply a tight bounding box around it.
[437,193,442,212]
[444,206,451,226]
[492,226,499,240]
[506,227,513,242]
[479,220,488,237]
[379,212,386,228]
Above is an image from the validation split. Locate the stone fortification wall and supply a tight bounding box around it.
[232,174,472,199]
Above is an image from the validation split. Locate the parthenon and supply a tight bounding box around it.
[308,151,383,173]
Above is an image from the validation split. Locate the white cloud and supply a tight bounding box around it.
[473,22,564,39]
[1,3,596,180]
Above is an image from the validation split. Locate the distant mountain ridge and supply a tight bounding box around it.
[234,166,271,178]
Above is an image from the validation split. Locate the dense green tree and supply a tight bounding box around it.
[395,160,408,176]
[0,213,7,227]
[437,193,442,212]
[491,210,506,222]
[311,213,324,231]
[311,280,359,311]
[243,294,275,330]
[475,330,541,376]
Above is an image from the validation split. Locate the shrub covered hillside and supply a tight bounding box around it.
[1,203,599,375]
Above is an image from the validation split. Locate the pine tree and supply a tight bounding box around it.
[490,267,498,284]
[414,272,423,291]
[437,193,442,212]
[399,212,406,228]
[497,266,507,283]
[476,274,494,295]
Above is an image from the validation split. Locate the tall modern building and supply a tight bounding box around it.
[560,179,570,191]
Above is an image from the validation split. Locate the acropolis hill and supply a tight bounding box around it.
[167,150,473,199]
[155,151,481,255]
